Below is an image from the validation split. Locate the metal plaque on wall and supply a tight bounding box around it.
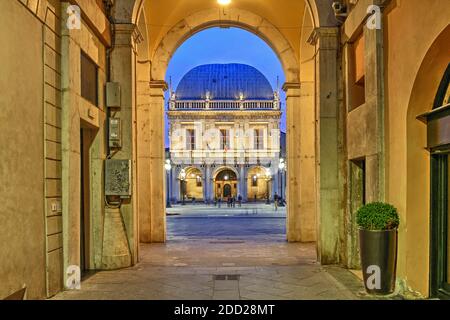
[105,159,132,197]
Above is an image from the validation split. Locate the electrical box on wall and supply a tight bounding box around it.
[105,159,132,198]
[109,118,122,148]
[106,82,121,108]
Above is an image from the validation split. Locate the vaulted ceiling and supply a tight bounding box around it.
[142,0,309,61]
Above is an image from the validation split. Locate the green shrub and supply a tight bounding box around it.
[356,202,400,230]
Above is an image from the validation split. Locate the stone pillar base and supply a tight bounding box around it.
[101,207,132,270]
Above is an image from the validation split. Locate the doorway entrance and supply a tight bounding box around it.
[247,166,271,202]
[80,128,92,275]
[430,152,450,298]
[180,167,204,202]
[214,169,238,201]
[430,64,450,298]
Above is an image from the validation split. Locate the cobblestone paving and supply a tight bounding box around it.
[53,240,367,300]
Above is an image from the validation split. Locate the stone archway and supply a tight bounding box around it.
[213,167,239,200]
[247,166,271,201]
[111,0,342,265]
[144,7,318,246]
[150,8,299,83]
[181,167,204,201]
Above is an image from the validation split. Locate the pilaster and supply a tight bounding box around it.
[204,165,212,202]
[364,20,385,202]
[138,80,167,243]
[310,27,344,264]
[109,22,140,263]
[284,82,317,242]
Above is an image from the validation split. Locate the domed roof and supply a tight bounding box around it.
[175,64,274,101]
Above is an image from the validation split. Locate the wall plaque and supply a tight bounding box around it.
[105,159,132,197]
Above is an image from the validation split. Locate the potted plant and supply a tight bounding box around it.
[356,202,400,295]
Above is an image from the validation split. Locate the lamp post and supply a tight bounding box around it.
[278,158,285,206]
[180,168,186,205]
[265,168,271,205]
[165,160,172,208]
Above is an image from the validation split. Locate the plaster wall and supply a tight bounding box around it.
[0,0,46,299]
[60,1,108,287]
[384,0,450,296]
[0,0,66,299]
[144,0,306,66]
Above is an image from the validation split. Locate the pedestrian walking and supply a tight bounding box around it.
[238,195,242,207]
[274,193,279,211]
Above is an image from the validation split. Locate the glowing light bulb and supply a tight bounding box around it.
[217,0,232,5]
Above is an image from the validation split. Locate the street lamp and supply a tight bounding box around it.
[278,158,285,206]
[165,160,172,208]
[179,168,187,205]
[265,168,271,205]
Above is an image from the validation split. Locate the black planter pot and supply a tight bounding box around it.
[359,229,398,295]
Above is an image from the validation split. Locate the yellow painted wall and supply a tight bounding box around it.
[145,0,306,61]
[247,167,269,200]
[0,0,46,299]
[385,0,450,296]
[185,178,204,200]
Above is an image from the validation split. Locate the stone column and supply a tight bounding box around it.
[272,165,279,199]
[284,82,316,242]
[205,165,212,202]
[309,27,343,264]
[242,166,248,202]
[108,23,140,265]
[364,22,385,202]
[172,167,179,202]
[138,80,167,243]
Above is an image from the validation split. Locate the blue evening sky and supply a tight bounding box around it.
[165,27,286,146]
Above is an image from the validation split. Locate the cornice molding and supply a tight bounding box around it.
[282,82,301,92]
[308,27,340,46]
[150,80,169,91]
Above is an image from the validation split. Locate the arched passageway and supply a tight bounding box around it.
[110,0,342,265]
[179,167,204,202]
[214,168,238,201]
[5,0,450,300]
[247,166,271,202]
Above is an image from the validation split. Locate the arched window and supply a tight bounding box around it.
[433,63,450,109]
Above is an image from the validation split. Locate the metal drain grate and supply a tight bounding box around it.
[213,275,240,281]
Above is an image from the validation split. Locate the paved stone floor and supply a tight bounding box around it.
[54,241,367,300]
[53,204,367,300]
[167,203,286,241]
